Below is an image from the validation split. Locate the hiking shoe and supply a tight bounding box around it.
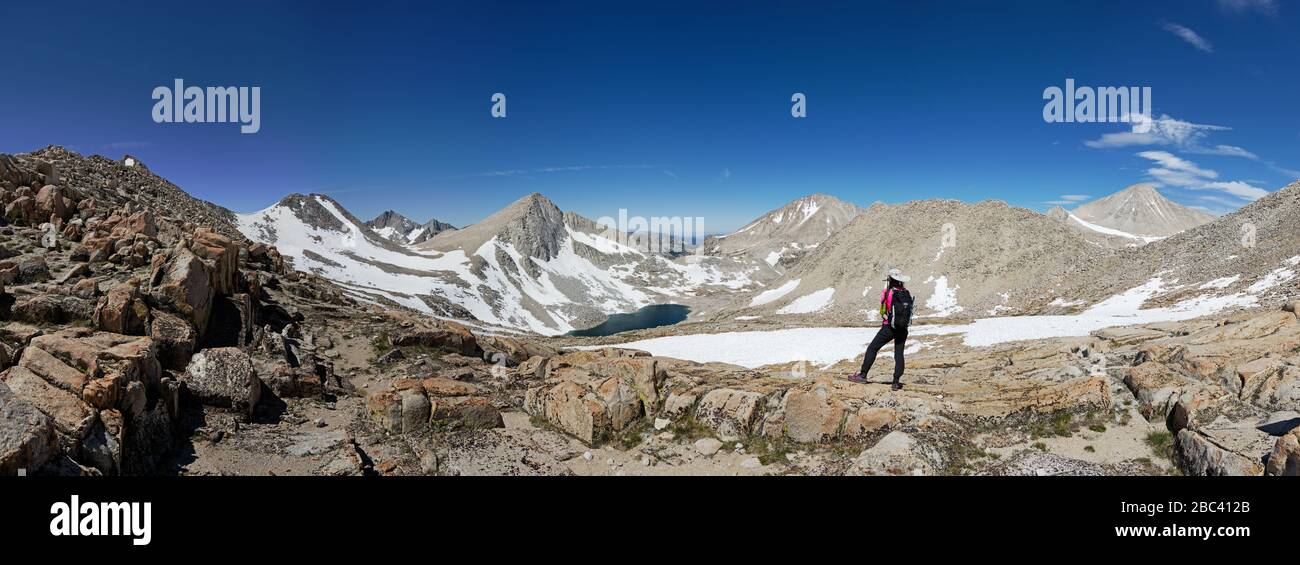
[891,382,903,391]
[847,373,869,384]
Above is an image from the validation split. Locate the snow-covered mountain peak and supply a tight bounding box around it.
[1071,183,1215,239]
[238,191,764,335]
[704,193,861,270]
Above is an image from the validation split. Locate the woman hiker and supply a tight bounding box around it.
[848,268,914,390]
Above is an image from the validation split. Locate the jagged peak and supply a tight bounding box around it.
[368,209,413,226]
[274,192,313,207]
[508,191,558,211]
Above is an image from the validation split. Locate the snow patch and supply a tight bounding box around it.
[924,276,963,317]
[764,249,784,267]
[372,226,403,242]
[1067,213,1163,243]
[1049,297,1085,308]
[1248,267,1295,293]
[567,226,645,256]
[750,279,800,307]
[795,200,820,226]
[608,278,1260,366]
[987,292,1012,315]
[1198,275,1240,290]
[940,280,1257,347]
[777,287,835,315]
[592,327,877,369]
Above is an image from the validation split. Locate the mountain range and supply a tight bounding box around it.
[230,179,1295,335]
[236,192,763,335]
[364,210,456,245]
[2,145,1295,479]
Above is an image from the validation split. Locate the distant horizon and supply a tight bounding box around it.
[241,178,1235,232]
[4,1,1296,231]
[16,142,1241,232]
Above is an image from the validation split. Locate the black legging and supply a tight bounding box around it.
[858,325,907,382]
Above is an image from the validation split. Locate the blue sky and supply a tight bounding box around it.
[1,0,1296,232]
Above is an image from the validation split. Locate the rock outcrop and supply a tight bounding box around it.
[183,348,261,417]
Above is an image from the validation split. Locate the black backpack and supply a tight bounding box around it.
[889,289,914,331]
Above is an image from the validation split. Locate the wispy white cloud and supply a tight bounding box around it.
[716,168,731,182]
[1194,194,1248,210]
[1086,114,1299,181]
[1195,144,1257,159]
[1137,151,1269,202]
[1084,114,1228,150]
[1217,0,1279,15]
[1138,150,1218,178]
[1202,180,1271,200]
[1187,145,1297,178]
[1161,22,1214,52]
[1043,194,1091,206]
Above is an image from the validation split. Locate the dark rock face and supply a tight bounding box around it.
[275,193,346,232]
[408,218,456,244]
[0,255,50,285]
[149,310,196,372]
[263,364,324,399]
[11,295,93,325]
[365,210,418,237]
[200,293,254,349]
[389,321,479,357]
[365,210,456,244]
[0,381,58,474]
[182,347,260,417]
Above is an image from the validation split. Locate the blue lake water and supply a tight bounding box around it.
[568,304,690,337]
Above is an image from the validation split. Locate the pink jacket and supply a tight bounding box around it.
[878,288,895,327]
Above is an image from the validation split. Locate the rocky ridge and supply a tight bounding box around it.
[1044,180,1300,312]
[722,198,1109,322]
[364,210,456,245]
